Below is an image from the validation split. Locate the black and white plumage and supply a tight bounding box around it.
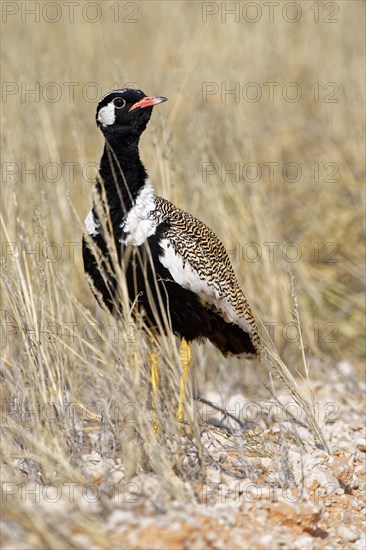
[82,89,260,357]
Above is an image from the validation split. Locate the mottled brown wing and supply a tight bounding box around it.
[154,197,260,350]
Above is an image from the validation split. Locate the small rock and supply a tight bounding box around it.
[349,472,360,489]
[305,467,340,494]
[350,423,364,431]
[288,450,322,485]
[71,534,97,549]
[205,466,221,485]
[337,360,353,377]
[355,534,366,550]
[356,437,366,452]
[337,524,360,542]
[293,534,315,550]
[330,460,351,483]
[351,499,365,510]
[107,509,134,529]
[258,533,274,547]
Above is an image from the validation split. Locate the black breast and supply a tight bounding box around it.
[82,223,256,356]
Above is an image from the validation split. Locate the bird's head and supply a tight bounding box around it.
[96,88,167,138]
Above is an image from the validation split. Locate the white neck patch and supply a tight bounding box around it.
[98,102,115,126]
[120,179,157,246]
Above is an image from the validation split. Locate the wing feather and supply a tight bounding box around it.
[155,197,258,345]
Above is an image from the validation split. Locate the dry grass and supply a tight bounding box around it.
[1,1,365,547]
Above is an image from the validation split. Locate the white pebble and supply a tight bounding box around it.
[356,437,366,452]
[337,525,360,542]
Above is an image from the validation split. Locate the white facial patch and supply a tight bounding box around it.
[158,240,252,334]
[97,102,115,126]
[120,179,157,246]
[85,209,99,236]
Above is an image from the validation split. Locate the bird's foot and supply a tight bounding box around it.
[177,339,192,423]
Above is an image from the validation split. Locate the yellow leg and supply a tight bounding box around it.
[148,352,159,434]
[177,339,192,422]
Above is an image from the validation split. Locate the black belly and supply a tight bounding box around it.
[82,230,256,356]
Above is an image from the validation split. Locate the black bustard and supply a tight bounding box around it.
[82,88,260,424]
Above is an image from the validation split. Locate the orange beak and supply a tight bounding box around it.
[129,96,168,112]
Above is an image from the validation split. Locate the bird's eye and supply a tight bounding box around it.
[113,97,126,109]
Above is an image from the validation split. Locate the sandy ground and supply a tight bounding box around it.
[1,360,365,550]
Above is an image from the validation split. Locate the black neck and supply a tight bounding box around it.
[94,133,148,224]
